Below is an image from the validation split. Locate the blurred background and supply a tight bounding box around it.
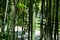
[0,0,60,40]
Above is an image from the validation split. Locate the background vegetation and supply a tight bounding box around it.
[0,0,60,40]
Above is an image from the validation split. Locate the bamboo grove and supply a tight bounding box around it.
[0,0,60,40]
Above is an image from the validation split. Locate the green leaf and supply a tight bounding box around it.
[17,2,27,8]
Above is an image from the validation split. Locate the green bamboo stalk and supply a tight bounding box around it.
[48,0,52,40]
[54,0,59,40]
[52,0,55,40]
[28,0,33,40]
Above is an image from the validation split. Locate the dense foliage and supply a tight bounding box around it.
[0,0,60,40]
